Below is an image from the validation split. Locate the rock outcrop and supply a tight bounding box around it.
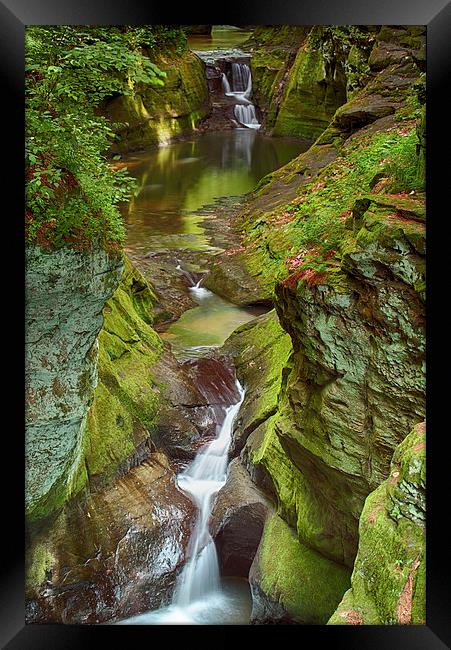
[25,245,123,523]
[244,26,374,139]
[102,48,210,152]
[329,422,425,625]
[26,454,195,624]
[222,25,426,623]
[83,257,233,474]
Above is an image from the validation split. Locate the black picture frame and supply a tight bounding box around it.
[4,0,450,647]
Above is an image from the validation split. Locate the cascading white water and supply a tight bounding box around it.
[234,105,260,130]
[172,380,245,605]
[189,277,211,302]
[222,62,260,129]
[222,62,253,101]
[116,380,247,625]
[231,62,251,95]
[221,72,231,94]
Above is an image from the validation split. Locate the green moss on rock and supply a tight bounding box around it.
[83,256,164,481]
[103,50,210,151]
[223,310,292,455]
[329,422,425,625]
[272,29,347,140]
[250,512,351,623]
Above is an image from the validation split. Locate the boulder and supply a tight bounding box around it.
[249,513,351,624]
[26,453,195,624]
[209,458,273,576]
[203,253,269,306]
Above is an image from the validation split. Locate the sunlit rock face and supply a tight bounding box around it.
[26,454,195,624]
[101,50,210,152]
[25,245,123,523]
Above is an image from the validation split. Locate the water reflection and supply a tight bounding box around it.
[122,130,309,255]
[162,284,267,357]
[187,25,253,51]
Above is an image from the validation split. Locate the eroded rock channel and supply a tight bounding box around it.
[26,25,426,627]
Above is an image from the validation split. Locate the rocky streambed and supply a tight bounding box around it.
[25,25,426,628]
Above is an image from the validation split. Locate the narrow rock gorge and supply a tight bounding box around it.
[25,24,426,627]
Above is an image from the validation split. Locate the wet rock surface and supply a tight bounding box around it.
[155,351,242,459]
[26,454,195,624]
[209,458,272,576]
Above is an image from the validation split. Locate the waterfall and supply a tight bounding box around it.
[222,61,260,129]
[234,104,260,130]
[231,62,251,96]
[221,72,231,94]
[189,277,211,302]
[172,380,245,605]
[223,62,253,101]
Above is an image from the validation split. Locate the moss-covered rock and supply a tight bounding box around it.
[26,453,195,624]
[246,27,377,139]
[222,310,292,456]
[83,256,222,476]
[243,27,310,131]
[268,195,425,564]
[102,49,210,151]
[83,256,164,482]
[249,512,351,624]
[329,422,425,625]
[25,245,123,522]
[228,26,426,619]
[202,252,268,306]
[271,28,347,140]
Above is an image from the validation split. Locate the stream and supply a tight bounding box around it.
[115,31,310,625]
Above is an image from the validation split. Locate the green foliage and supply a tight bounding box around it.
[396,73,426,122]
[25,26,180,251]
[379,130,424,194]
[310,26,375,54]
[309,27,373,97]
[244,122,423,288]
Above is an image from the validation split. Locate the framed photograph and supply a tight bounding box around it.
[3,0,449,646]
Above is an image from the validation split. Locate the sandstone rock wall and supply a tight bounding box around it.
[215,25,426,623]
[102,49,210,152]
[25,245,123,523]
[245,26,372,139]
